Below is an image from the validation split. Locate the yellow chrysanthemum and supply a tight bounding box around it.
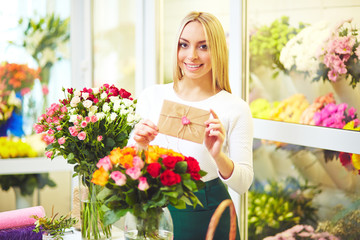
[91,167,109,186]
[351,154,360,170]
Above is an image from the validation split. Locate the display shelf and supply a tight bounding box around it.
[0,156,73,175]
[253,118,360,154]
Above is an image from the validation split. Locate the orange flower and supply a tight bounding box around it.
[109,147,136,168]
[109,148,123,165]
[91,167,109,186]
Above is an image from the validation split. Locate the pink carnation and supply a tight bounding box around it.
[77,131,86,140]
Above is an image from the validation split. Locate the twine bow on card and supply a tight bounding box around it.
[157,100,210,144]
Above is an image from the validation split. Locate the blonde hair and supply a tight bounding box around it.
[173,11,231,93]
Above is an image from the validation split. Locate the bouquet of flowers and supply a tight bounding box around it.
[0,87,21,127]
[250,16,306,78]
[0,62,40,96]
[313,18,360,88]
[280,21,334,78]
[34,83,140,239]
[91,145,207,239]
[313,102,357,129]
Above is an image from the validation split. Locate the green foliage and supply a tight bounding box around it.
[248,177,321,240]
[250,16,307,77]
[32,207,78,240]
[0,173,56,196]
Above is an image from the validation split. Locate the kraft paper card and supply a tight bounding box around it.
[157,100,210,144]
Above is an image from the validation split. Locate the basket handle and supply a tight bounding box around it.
[205,199,237,240]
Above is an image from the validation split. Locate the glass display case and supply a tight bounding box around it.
[246,1,360,239]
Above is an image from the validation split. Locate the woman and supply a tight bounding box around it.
[130,11,253,240]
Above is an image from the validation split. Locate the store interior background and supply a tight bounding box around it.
[1,0,360,238]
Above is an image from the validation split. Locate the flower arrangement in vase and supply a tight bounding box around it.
[10,13,70,112]
[91,145,207,239]
[34,84,140,239]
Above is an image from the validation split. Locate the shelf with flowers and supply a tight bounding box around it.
[0,136,56,209]
[91,145,207,239]
[34,83,140,239]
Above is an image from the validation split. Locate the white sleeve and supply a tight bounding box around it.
[218,101,254,194]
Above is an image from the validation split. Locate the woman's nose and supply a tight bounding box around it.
[188,47,198,60]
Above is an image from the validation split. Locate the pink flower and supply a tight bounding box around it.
[97,135,103,141]
[47,129,55,135]
[45,135,55,144]
[56,126,62,131]
[21,87,31,96]
[69,126,78,136]
[96,156,112,171]
[77,131,86,140]
[138,177,149,191]
[126,167,141,180]
[85,116,90,122]
[45,151,53,158]
[90,115,98,123]
[42,84,49,95]
[110,171,126,186]
[33,124,44,134]
[81,121,87,128]
[133,156,144,169]
[58,137,66,145]
[60,106,67,113]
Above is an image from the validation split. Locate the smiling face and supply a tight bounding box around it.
[177,21,212,82]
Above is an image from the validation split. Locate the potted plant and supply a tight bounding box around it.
[32,207,78,240]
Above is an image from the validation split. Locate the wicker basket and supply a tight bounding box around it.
[206,199,237,240]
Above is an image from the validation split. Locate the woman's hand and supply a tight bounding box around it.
[204,109,225,159]
[133,119,159,149]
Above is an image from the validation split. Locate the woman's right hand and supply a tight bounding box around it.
[133,119,159,148]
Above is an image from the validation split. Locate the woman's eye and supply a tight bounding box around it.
[199,44,208,50]
[179,42,188,48]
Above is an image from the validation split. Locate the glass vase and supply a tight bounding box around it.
[124,207,173,240]
[79,174,112,240]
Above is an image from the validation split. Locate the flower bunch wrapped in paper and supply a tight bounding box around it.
[91,145,207,237]
[313,18,360,87]
[34,83,140,239]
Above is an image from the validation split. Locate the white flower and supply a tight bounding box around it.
[74,90,81,96]
[83,99,93,108]
[95,112,106,120]
[70,96,81,107]
[127,114,135,123]
[280,20,335,77]
[39,47,57,67]
[109,96,119,102]
[113,100,122,111]
[120,109,130,115]
[122,99,133,107]
[92,88,99,95]
[69,114,78,123]
[109,112,118,122]
[89,106,98,114]
[103,103,110,112]
[100,92,107,99]
[82,92,89,100]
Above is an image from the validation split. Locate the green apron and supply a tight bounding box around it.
[168,178,241,240]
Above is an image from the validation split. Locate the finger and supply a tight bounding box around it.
[140,119,159,131]
[210,109,219,119]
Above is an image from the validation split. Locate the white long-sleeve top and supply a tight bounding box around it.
[128,83,254,195]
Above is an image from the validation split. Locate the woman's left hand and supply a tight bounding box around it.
[204,109,225,159]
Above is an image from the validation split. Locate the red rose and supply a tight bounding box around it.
[190,172,201,181]
[339,152,352,166]
[147,163,162,178]
[185,156,200,173]
[160,170,181,186]
[162,155,182,169]
[119,88,132,99]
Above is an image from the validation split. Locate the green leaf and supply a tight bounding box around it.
[97,187,113,201]
[104,209,128,226]
[163,191,178,199]
[105,138,116,147]
[183,179,197,191]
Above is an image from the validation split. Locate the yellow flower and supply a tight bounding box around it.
[91,167,109,186]
[351,154,360,170]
